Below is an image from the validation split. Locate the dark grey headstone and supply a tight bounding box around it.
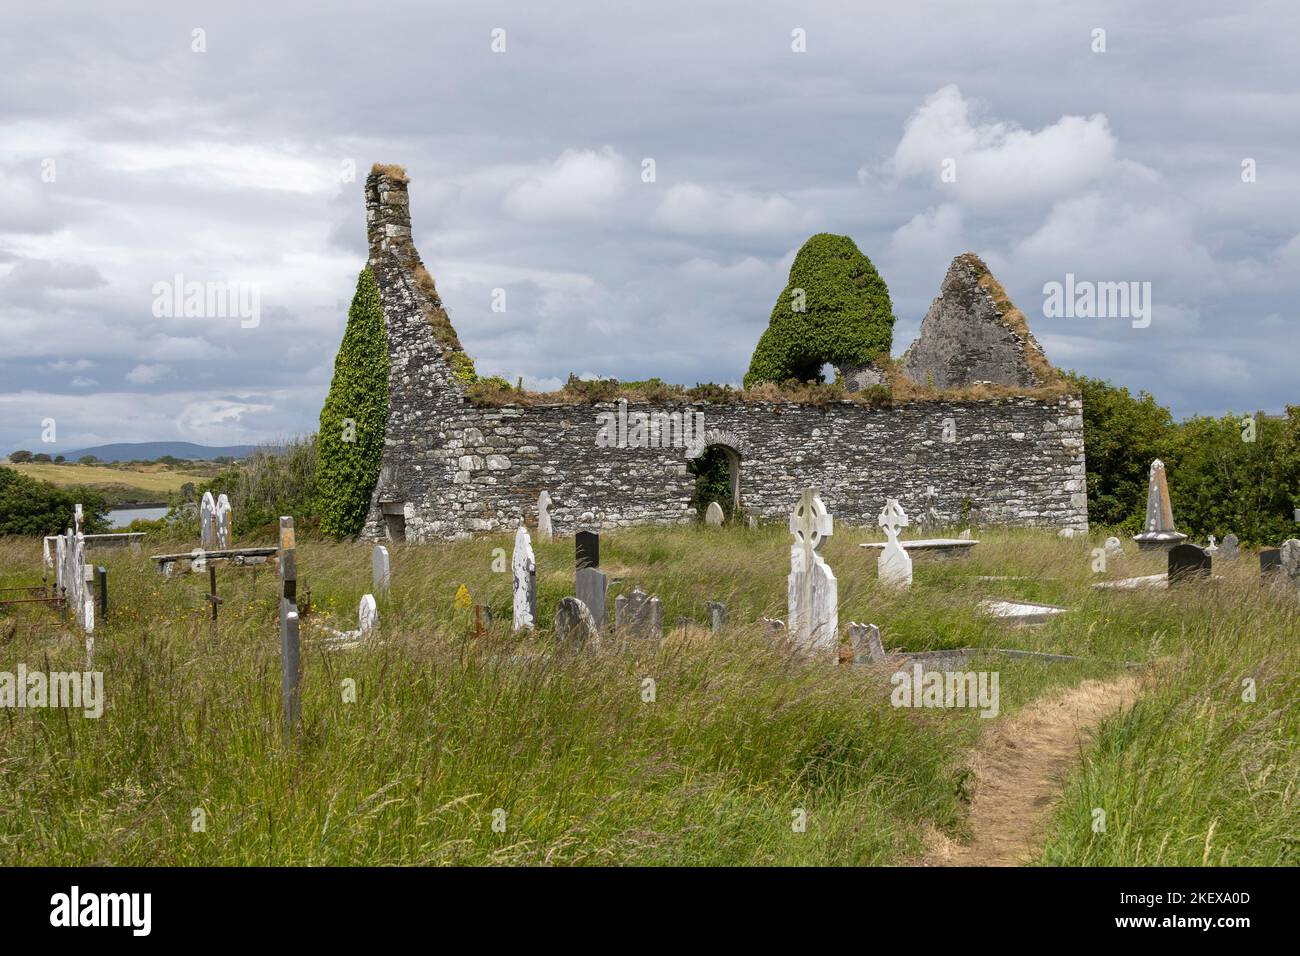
[1260,548,1282,577]
[575,531,599,570]
[1168,543,1211,583]
[614,586,662,641]
[847,622,884,664]
[575,566,607,630]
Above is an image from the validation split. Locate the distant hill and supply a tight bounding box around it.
[60,441,256,463]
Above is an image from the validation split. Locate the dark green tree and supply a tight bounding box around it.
[317,268,390,537]
[0,467,111,535]
[744,234,894,388]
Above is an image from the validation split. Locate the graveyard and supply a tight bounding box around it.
[0,490,1296,866]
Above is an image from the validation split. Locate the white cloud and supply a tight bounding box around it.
[652,183,814,237]
[503,147,626,221]
[125,363,174,385]
[887,85,1120,208]
[176,399,274,443]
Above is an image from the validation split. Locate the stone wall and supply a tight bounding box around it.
[359,169,1087,541]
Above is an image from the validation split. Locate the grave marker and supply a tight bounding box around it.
[358,594,379,635]
[215,493,233,549]
[575,566,608,631]
[1282,539,1300,589]
[537,490,553,540]
[1168,543,1211,583]
[1133,459,1188,551]
[278,516,301,735]
[786,489,838,657]
[847,622,885,664]
[575,530,599,570]
[704,502,724,526]
[1104,536,1124,555]
[200,492,217,549]
[554,596,599,650]
[706,600,728,632]
[614,587,663,642]
[372,544,391,594]
[512,524,537,631]
[877,498,913,588]
[1219,533,1239,561]
[1260,548,1282,578]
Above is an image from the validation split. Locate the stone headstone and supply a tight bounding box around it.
[704,501,724,526]
[554,596,599,650]
[877,498,913,588]
[706,600,728,632]
[215,493,232,549]
[1282,539,1300,587]
[1104,536,1124,555]
[786,489,838,657]
[199,491,217,549]
[1219,533,1239,561]
[575,566,608,630]
[512,525,537,631]
[847,622,885,665]
[958,528,972,540]
[1168,543,1211,583]
[358,594,379,635]
[372,544,391,593]
[1133,459,1187,551]
[920,485,939,531]
[575,531,599,570]
[537,490,553,540]
[1260,548,1282,578]
[614,587,662,641]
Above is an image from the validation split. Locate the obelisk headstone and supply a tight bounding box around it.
[1133,459,1188,551]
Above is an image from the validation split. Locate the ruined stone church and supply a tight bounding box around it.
[351,166,1087,541]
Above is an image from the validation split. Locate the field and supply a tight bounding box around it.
[0,524,1295,866]
[8,461,217,506]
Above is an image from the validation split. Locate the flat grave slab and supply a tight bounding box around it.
[978,598,1070,624]
[859,538,979,558]
[1093,573,1168,591]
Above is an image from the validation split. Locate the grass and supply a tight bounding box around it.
[0,524,1295,865]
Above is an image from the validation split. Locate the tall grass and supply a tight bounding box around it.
[0,524,1294,865]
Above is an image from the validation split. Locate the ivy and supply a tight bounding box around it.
[744,233,895,388]
[317,268,390,537]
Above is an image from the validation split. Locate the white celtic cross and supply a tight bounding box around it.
[789,488,832,572]
[878,498,910,546]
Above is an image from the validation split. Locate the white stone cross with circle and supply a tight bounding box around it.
[789,488,832,571]
[879,497,910,545]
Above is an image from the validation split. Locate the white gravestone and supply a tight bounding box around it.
[537,490,553,540]
[1133,459,1187,551]
[786,489,838,657]
[199,492,217,549]
[215,494,232,549]
[372,544,391,593]
[1104,536,1124,555]
[512,524,537,631]
[878,498,913,588]
[705,501,724,526]
[358,594,379,635]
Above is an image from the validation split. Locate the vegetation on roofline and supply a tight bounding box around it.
[743,233,896,389]
[464,368,1076,409]
[369,162,409,183]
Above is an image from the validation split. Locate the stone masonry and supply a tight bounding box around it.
[359,169,1088,541]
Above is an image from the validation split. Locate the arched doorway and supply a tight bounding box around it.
[688,444,741,520]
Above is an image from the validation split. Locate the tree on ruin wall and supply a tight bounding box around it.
[744,233,895,388]
[317,267,390,537]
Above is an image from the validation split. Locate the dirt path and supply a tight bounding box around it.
[920,675,1140,867]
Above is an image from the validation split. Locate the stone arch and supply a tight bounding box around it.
[686,429,747,513]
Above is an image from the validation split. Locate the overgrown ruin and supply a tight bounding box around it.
[338,166,1087,541]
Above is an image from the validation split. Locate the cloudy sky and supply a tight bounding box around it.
[2,0,1297,454]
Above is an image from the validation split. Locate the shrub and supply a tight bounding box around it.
[744,234,895,388]
[317,268,390,538]
[0,466,111,535]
